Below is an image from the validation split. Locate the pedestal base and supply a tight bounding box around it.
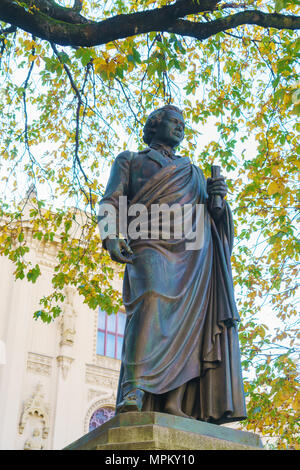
[64,412,263,450]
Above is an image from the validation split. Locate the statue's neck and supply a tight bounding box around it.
[149,141,176,159]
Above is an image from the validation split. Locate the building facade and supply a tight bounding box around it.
[0,215,124,450]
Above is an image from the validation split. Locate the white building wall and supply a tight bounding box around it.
[0,238,121,450]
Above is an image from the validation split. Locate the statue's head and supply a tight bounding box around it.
[143,105,185,148]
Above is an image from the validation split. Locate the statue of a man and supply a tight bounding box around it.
[98,105,247,424]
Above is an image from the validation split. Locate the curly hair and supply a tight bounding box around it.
[143,105,184,145]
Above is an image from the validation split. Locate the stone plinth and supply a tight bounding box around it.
[64,412,263,450]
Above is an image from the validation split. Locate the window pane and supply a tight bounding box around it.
[98,309,106,330]
[107,314,116,332]
[117,335,124,360]
[96,331,105,355]
[106,333,116,358]
[117,312,126,335]
[89,407,115,431]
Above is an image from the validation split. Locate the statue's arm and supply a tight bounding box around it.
[98,151,134,264]
[206,175,234,254]
[100,151,132,208]
[206,176,228,221]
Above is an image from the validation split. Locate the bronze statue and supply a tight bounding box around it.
[98,105,247,424]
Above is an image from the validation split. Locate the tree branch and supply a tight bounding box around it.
[4,0,90,25]
[0,0,299,47]
[0,24,17,65]
[167,10,300,41]
[0,25,17,35]
[73,0,83,14]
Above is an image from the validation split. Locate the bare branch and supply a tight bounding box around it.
[51,43,94,210]
[22,50,35,154]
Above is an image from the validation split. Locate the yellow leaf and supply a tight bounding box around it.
[293,394,300,412]
[268,181,283,195]
[106,43,116,50]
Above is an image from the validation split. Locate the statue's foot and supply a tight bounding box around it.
[116,389,144,414]
[164,405,194,420]
[116,399,140,413]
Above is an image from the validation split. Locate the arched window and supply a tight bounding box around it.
[96,309,126,359]
[89,407,115,431]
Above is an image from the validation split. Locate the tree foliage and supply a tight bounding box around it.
[0,0,299,449]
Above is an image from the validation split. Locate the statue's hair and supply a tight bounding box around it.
[143,105,184,145]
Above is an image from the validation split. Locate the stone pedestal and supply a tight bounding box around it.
[64,412,263,450]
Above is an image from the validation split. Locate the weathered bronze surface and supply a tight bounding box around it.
[98,105,247,424]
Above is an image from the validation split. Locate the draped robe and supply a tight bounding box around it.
[99,148,247,424]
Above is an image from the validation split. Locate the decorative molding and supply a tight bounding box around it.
[23,230,58,268]
[56,355,74,380]
[59,287,77,347]
[87,387,117,403]
[88,389,103,403]
[19,383,50,439]
[94,354,121,371]
[27,352,53,377]
[24,428,45,450]
[84,397,116,434]
[85,363,119,389]
[35,248,58,269]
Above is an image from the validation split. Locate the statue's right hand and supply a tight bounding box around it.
[105,238,133,264]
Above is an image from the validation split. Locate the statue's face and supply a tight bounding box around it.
[151,110,185,148]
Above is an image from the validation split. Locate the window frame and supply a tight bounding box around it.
[89,406,115,431]
[97,309,125,359]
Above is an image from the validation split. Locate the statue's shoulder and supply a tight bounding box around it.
[115,150,135,161]
[132,147,154,161]
[113,148,152,170]
[115,148,151,160]
[112,150,137,168]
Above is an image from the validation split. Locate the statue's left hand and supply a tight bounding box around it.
[207,176,228,199]
[105,238,133,264]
